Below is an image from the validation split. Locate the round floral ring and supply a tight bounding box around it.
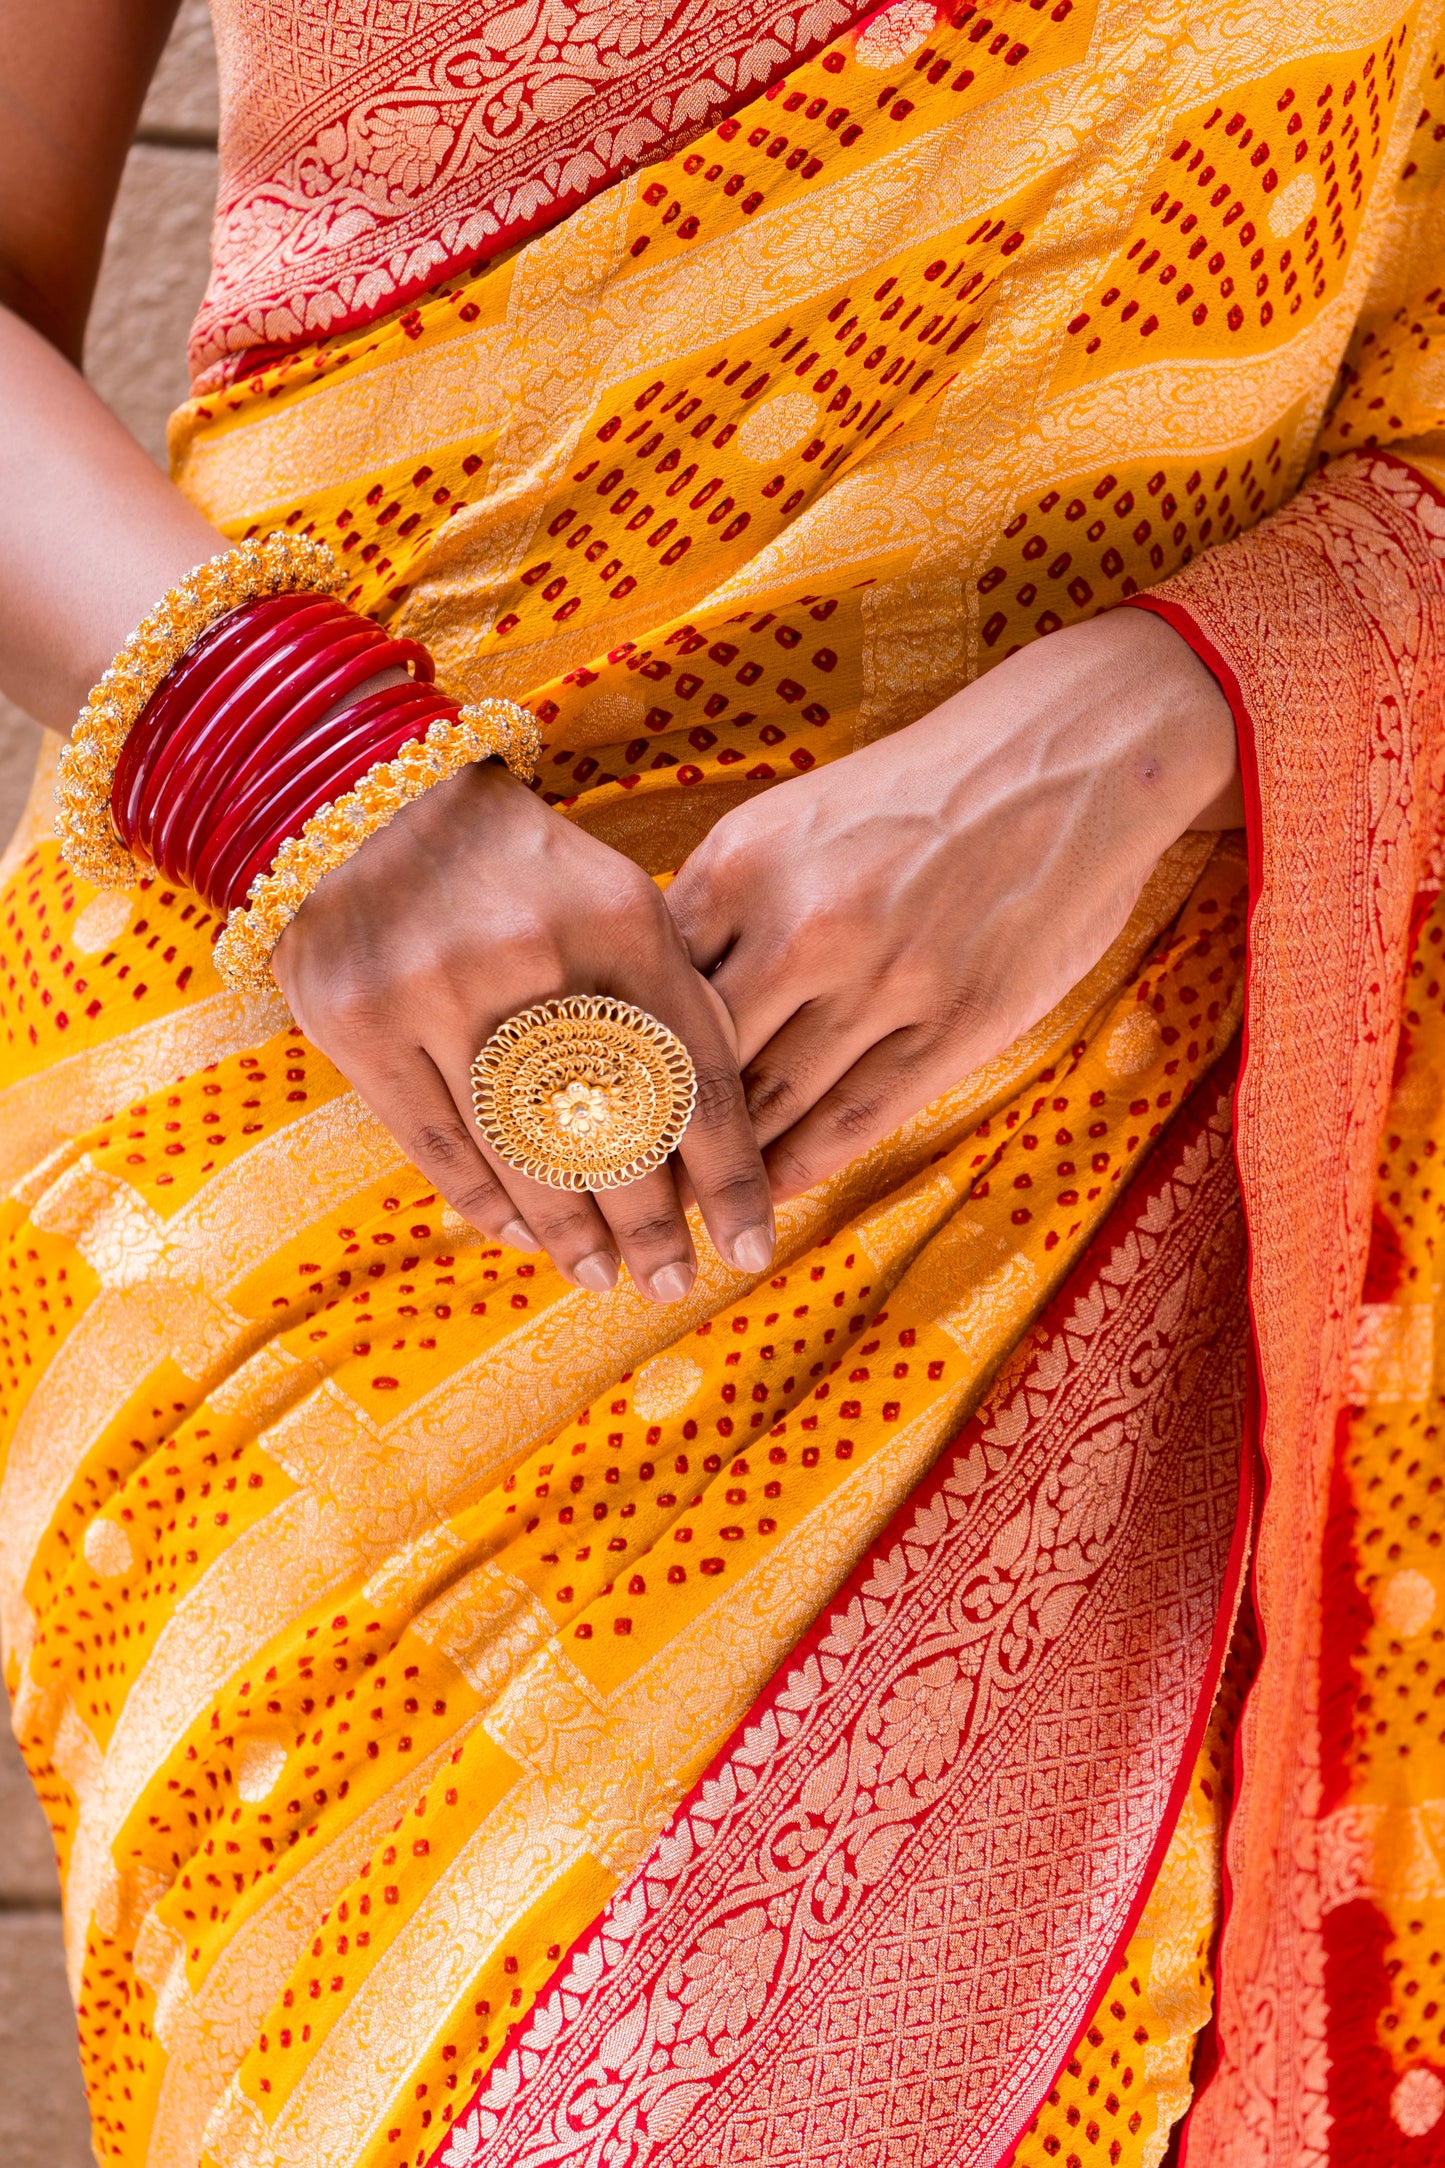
[470,995,697,1191]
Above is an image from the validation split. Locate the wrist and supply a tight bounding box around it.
[1065,606,1242,840]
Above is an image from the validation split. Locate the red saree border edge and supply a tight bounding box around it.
[1124,588,1269,2168]
[1124,450,1445,2167]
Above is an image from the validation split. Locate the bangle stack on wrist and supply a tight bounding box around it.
[55,533,540,993]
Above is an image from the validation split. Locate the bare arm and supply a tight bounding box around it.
[0,7,775,1300]
[0,0,224,729]
[0,307,226,727]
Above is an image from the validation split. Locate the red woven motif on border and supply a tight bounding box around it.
[430,1070,1250,2168]
[197,0,872,384]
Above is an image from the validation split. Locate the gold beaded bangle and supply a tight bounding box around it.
[55,531,341,888]
[211,698,542,993]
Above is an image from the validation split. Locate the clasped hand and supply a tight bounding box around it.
[274,609,1240,1304]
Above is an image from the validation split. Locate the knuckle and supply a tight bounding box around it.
[697,1166,771,1220]
[607,1204,684,1252]
[931,975,996,1039]
[447,1174,507,1223]
[529,1199,599,1250]
[411,1118,476,1170]
[690,1065,747,1129]
[830,1089,885,1142]
[767,1139,819,1194]
[744,1070,797,1126]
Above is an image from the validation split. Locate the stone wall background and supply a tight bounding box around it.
[0,8,220,2156]
[0,0,219,854]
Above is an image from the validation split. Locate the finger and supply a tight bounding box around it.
[707,932,816,1071]
[736,993,887,1150]
[340,1041,543,1253]
[763,1025,956,1202]
[651,962,778,1278]
[594,1164,700,1304]
[468,1140,691,1304]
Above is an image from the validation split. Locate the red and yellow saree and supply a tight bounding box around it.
[4,2,1445,2163]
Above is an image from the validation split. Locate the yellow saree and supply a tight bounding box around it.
[4,1,1445,2164]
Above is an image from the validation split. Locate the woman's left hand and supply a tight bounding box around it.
[665,607,1243,1202]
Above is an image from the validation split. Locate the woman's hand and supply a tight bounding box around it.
[272,760,776,1301]
[666,608,1241,1201]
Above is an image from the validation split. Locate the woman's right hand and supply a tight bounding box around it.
[271,758,776,1302]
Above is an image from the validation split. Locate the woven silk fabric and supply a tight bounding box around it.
[195,0,873,385]
[431,1060,1252,2168]
[1136,456,1445,2163]
[174,0,1445,860]
[0,761,1247,2168]
[3,0,1445,2164]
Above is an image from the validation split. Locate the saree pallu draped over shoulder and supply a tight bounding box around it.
[3,2,1445,2166]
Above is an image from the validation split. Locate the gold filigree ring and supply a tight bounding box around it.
[470,996,697,1191]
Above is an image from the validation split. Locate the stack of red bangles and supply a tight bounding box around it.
[54,532,540,992]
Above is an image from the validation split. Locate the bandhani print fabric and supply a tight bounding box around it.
[2,0,1445,2165]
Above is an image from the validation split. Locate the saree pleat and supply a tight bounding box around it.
[5,0,1445,2162]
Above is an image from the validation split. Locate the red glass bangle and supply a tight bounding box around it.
[222,701,462,914]
[197,679,448,908]
[212,685,459,912]
[124,597,354,862]
[187,632,434,868]
[110,582,466,925]
[208,684,460,912]
[171,636,389,891]
[168,626,431,888]
[111,593,314,847]
[185,638,437,901]
[170,626,416,890]
[135,602,367,867]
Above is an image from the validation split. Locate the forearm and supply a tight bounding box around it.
[0,302,224,730]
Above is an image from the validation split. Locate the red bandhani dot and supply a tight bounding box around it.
[700,1558,725,1576]
[372,1376,399,1391]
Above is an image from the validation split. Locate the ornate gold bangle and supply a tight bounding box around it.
[470,995,697,1191]
[55,531,341,888]
[211,698,541,993]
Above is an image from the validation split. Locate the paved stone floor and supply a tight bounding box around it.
[0,11,219,2158]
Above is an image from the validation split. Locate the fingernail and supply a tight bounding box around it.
[502,1217,541,1253]
[732,1224,775,1275]
[573,1250,619,1295]
[650,1261,695,1305]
